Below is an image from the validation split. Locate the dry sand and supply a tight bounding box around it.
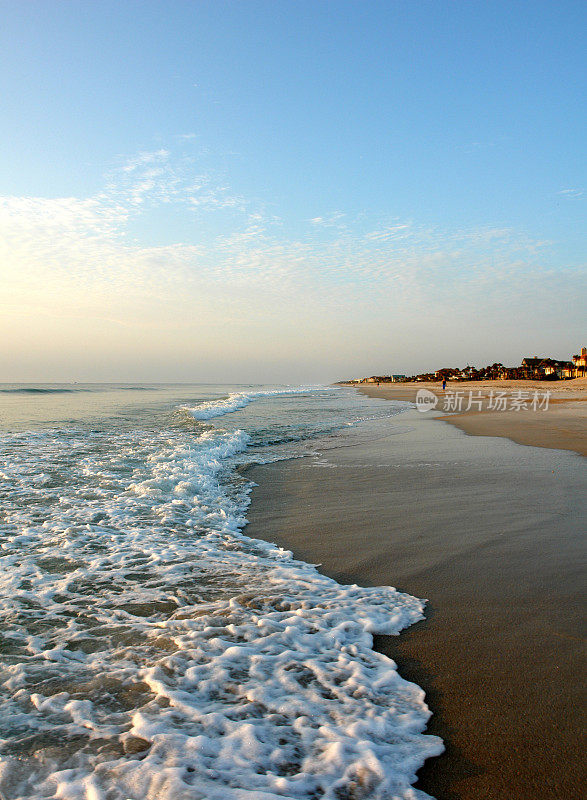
[245,400,586,799]
[352,378,587,457]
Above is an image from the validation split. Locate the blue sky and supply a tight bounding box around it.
[1,1,585,381]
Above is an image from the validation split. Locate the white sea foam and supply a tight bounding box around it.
[185,386,325,420]
[0,391,442,800]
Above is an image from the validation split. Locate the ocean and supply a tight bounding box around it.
[0,384,442,800]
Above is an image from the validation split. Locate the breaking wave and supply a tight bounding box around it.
[184,386,326,420]
[0,387,441,799]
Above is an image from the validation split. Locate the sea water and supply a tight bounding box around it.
[0,384,442,800]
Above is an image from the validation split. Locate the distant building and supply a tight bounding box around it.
[520,353,582,379]
[364,374,406,383]
[521,356,544,378]
[541,359,574,378]
[572,347,587,377]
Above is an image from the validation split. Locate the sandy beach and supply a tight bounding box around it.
[353,378,587,457]
[245,395,586,799]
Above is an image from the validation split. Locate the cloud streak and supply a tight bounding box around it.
[557,188,584,199]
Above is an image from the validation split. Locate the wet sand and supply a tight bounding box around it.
[245,403,586,799]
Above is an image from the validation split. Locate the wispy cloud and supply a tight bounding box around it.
[1,142,584,380]
[0,156,572,312]
[557,188,584,198]
[104,148,248,212]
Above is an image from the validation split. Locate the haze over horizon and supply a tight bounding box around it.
[1,0,585,383]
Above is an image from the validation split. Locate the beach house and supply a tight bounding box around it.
[521,356,545,378]
[572,347,587,377]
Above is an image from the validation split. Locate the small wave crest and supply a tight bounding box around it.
[184,385,325,421]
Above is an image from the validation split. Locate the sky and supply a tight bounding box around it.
[1,0,585,382]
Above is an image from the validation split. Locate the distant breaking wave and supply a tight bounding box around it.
[185,386,326,420]
[0,386,156,395]
[0,387,84,395]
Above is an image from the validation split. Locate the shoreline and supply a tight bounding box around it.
[343,378,587,457]
[245,402,586,799]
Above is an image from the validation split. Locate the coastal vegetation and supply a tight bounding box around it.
[344,347,587,384]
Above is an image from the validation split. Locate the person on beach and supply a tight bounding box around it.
[442,378,447,390]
